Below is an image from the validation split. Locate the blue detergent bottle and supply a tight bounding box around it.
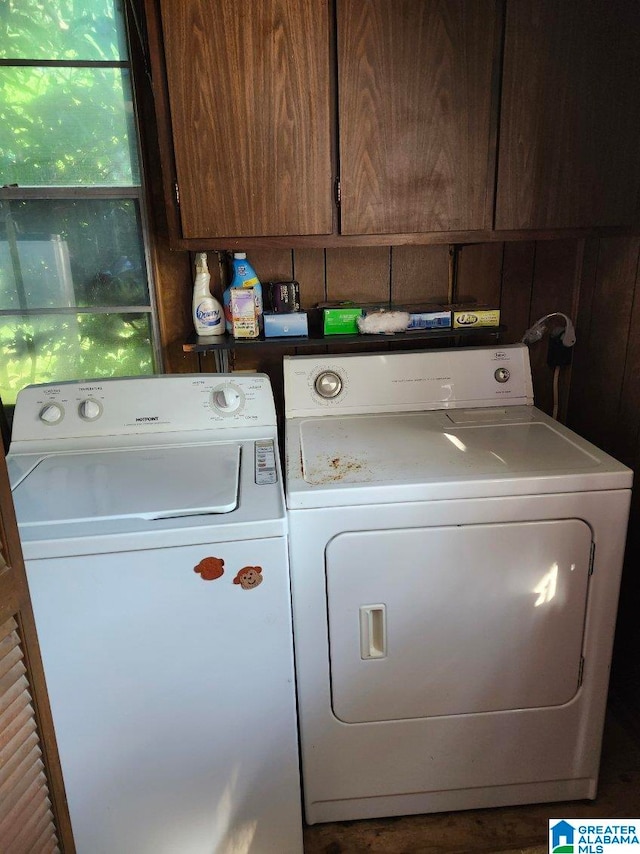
[223,252,263,333]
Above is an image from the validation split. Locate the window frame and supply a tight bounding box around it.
[0,8,163,408]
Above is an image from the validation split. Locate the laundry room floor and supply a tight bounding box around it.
[303,695,640,854]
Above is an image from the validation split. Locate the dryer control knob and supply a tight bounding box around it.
[79,398,102,421]
[494,367,510,383]
[315,371,343,399]
[39,403,64,425]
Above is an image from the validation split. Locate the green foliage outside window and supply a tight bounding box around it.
[0,0,126,61]
[0,66,139,187]
[0,0,155,409]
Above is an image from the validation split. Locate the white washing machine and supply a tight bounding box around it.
[8,374,302,854]
[283,344,632,824]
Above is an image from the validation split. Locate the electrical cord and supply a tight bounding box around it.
[521,312,576,347]
[522,312,576,421]
[552,365,560,420]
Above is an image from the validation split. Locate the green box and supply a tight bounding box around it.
[323,307,363,335]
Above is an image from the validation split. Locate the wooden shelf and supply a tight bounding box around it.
[184,326,505,354]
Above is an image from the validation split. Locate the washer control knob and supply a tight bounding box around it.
[79,398,102,421]
[494,367,511,383]
[213,386,242,413]
[315,370,343,399]
[39,403,64,425]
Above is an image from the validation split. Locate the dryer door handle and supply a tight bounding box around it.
[359,604,387,660]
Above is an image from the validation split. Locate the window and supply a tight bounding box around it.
[0,0,158,410]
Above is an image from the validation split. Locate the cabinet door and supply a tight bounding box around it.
[158,0,333,239]
[0,453,73,851]
[496,0,640,230]
[337,0,500,235]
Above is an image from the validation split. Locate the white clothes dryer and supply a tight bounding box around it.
[283,344,632,824]
[8,374,302,854]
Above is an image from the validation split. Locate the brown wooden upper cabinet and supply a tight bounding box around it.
[146,0,502,244]
[337,0,500,235]
[149,0,333,239]
[496,0,640,231]
[145,0,640,246]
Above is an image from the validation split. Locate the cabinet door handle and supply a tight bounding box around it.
[359,604,387,659]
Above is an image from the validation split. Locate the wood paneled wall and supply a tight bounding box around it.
[568,237,640,706]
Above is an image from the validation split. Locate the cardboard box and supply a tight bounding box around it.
[323,306,363,335]
[451,307,500,329]
[265,281,300,313]
[405,306,452,330]
[263,312,308,338]
[231,288,259,338]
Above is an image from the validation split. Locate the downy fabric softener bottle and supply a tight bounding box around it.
[192,252,224,336]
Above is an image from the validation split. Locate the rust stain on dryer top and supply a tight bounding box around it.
[305,454,371,484]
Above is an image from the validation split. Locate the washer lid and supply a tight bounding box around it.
[13,444,241,526]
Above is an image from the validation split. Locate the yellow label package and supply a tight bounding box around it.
[451,307,500,329]
[231,288,259,338]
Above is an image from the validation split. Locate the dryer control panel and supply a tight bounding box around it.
[284,344,534,418]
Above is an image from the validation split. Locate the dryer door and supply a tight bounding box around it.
[326,519,592,723]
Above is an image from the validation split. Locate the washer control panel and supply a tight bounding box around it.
[11,374,277,444]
